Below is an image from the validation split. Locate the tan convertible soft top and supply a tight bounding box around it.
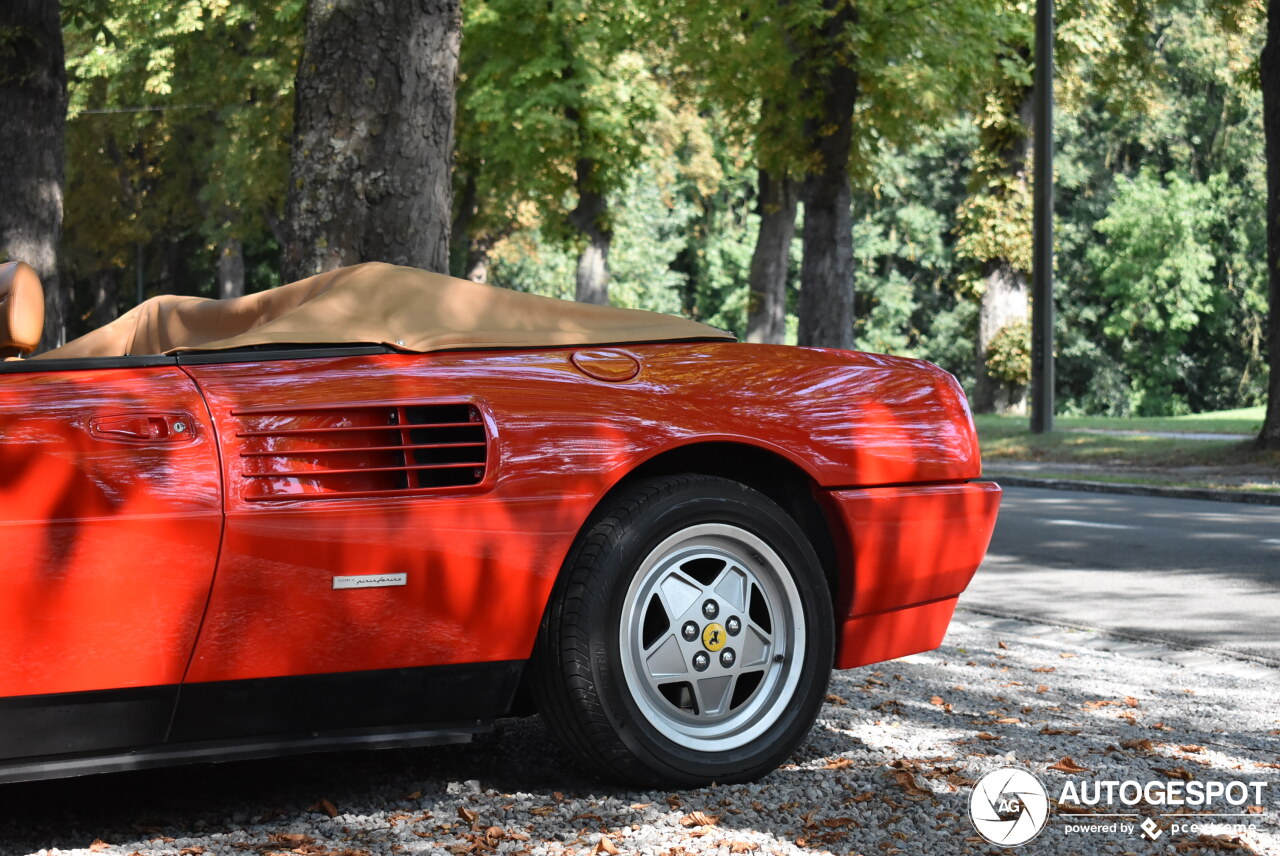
[36,262,732,360]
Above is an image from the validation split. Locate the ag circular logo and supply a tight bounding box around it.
[969,767,1051,847]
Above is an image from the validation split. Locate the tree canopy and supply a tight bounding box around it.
[1,0,1268,425]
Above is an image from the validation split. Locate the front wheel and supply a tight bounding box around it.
[531,475,834,785]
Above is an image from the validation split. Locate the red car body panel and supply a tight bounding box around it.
[169,344,992,686]
[825,481,1003,668]
[0,368,222,698]
[0,340,998,778]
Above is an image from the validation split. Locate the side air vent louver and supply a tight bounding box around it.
[232,402,489,501]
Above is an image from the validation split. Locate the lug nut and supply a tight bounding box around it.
[719,648,736,668]
[726,616,741,636]
[702,599,719,620]
[681,621,699,642]
[692,651,710,672]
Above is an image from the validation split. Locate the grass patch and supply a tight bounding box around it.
[974,412,1279,470]
[1052,406,1265,435]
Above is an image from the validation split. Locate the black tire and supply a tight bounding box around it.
[531,474,834,786]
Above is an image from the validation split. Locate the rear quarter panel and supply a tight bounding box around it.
[182,342,980,683]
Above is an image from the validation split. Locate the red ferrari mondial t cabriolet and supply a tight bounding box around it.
[0,260,999,786]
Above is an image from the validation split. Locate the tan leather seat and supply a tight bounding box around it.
[1,261,45,359]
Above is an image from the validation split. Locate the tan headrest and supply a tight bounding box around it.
[0,261,45,357]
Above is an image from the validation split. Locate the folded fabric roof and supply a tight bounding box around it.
[36,262,733,360]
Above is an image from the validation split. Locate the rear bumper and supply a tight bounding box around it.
[824,481,1001,669]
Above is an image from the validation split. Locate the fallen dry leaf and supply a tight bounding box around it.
[89,841,109,853]
[307,799,339,819]
[268,834,314,848]
[1180,745,1205,753]
[729,841,756,853]
[994,717,1021,724]
[1157,766,1195,781]
[1060,652,1077,659]
[824,758,854,770]
[1120,738,1155,752]
[1125,696,1140,708]
[1048,757,1090,774]
[593,835,619,855]
[825,693,848,706]
[1036,685,1049,693]
[1083,700,1121,710]
[822,817,857,828]
[457,807,479,826]
[1246,805,1264,815]
[679,811,719,827]
[1032,666,1057,673]
[929,696,945,706]
[891,770,931,797]
[997,640,1009,649]
[976,732,1001,741]
[1039,726,1080,736]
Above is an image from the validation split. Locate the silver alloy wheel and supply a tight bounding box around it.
[618,523,806,752]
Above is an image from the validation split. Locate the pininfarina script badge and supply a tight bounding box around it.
[332,573,408,590]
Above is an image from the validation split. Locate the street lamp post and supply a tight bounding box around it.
[1030,0,1055,434]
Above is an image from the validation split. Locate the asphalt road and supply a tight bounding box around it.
[961,485,1280,664]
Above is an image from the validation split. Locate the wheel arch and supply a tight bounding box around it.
[609,441,847,608]
[508,441,850,719]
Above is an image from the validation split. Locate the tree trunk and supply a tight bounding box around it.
[796,0,858,350]
[89,268,120,330]
[746,170,798,344]
[974,86,1034,414]
[464,237,494,283]
[218,236,246,299]
[1260,0,1280,449]
[284,0,461,282]
[974,261,1030,413]
[570,157,611,305]
[0,0,67,350]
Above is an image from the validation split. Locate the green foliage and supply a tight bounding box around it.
[490,165,695,316]
[49,0,1270,424]
[850,120,979,381]
[985,319,1032,385]
[456,0,666,249]
[1055,0,1268,416]
[60,0,301,327]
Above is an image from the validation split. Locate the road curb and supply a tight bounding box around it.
[988,473,1280,506]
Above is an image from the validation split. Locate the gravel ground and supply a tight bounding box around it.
[2,611,1276,856]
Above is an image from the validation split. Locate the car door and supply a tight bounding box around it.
[170,348,606,742]
[0,360,222,759]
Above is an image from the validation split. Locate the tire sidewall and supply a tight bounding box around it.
[583,480,834,785]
